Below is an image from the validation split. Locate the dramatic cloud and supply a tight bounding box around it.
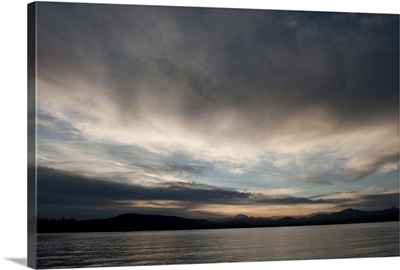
[337,193,400,210]
[35,3,399,218]
[37,167,397,219]
[37,167,330,218]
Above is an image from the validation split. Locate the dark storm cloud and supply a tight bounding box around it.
[37,3,398,126]
[37,166,249,205]
[37,167,336,218]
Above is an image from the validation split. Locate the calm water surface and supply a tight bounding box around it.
[37,221,399,268]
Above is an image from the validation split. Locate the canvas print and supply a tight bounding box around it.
[28,2,399,269]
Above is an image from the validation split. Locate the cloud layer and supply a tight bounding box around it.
[37,167,399,219]
[35,3,399,218]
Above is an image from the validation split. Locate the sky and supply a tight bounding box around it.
[34,2,399,219]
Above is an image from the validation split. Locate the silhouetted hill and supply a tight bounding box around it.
[214,214,273,227]
[37,207,399,233]
[275,216,297,226]
[304,207,399,225]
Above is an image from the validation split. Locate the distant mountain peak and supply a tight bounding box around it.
[235,214,249,219]
[278,216,296,221]
[342,208,357,212]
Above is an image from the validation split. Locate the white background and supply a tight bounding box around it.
[0,0,399,270]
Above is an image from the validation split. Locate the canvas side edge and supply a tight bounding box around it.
[28,2,37,269]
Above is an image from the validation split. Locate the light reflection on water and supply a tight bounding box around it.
[37,221,399,269]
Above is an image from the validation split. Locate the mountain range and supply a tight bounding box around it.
[37,207,399,233]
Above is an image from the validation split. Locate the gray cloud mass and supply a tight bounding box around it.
[37,167,398,219]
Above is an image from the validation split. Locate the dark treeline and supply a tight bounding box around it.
[37,214,213,233]
[37,207,399,233]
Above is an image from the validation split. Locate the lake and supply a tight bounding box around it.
[36,221,399,268]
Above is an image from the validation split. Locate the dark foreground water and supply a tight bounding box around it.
[37,221,399,269]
